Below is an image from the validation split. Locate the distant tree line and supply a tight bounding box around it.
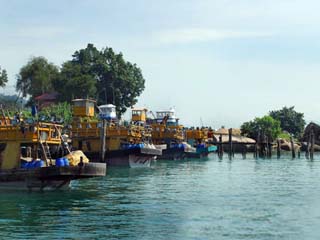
[241,106,306,141]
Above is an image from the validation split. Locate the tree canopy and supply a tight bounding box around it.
[14,44,145,116]
[0,66,8,88]
[53,44,145,116]
[241,115,281,141]
[269,106,305,138]
[16,57,59,103]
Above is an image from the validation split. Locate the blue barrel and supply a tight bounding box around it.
[63,158,69,166]
[29,160,37,168]
[197,144,205,149]
[21,162,28,168]
[56,158,65,167]
[34,160,45,168]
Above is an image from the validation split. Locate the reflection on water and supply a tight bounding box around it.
[1,155,320,239]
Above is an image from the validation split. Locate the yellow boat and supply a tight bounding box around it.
[146,109,195,160]
[71,99,161,167]
[185,127,217,158]
[0,114,106,191]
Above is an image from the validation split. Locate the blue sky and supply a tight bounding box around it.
[1,0,320,127]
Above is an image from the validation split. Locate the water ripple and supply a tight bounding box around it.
[0,155,320,239]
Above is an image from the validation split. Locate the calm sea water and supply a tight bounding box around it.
[0,154,320,240]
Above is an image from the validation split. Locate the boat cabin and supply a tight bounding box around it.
[132,108,147,124]
[98,104,117,121]
[72,99,95,118]
[156,109,179,126]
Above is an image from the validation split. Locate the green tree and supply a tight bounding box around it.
[54,43,145,116]
[53,62,97,102]
[97,47,145,115]
[16,57,59,102]
[241,115,281,141]
[0,66,8,87]
[269,106,305,138]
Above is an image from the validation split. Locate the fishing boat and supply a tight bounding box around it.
[71,99,161,168]
[185,127,217,158]
[148,109,199,160]
[0,116,106,191]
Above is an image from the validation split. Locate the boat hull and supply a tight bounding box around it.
[187,145,218,159]
[85,148,162,168]
[156,148,187,160]
[0,163,106,191]
[107,154,153,168]
[157,145,217,160]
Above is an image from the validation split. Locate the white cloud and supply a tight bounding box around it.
[153,28,274,45]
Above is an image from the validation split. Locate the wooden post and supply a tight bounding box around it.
[254,142,258,159]
[277,139,281,159]
[228,128,232,160]
[306,134,311,159]
[290,136,296,159]
[100,119,107,163]
[310,130,315,160]
[263,134,267,158]
[232,143,235,158]
[265,136,269,158]
[242,144,247,159]
[259,133,266,158]
[268,140,272,158]
[218,134,223,159]
[256,130,261,158]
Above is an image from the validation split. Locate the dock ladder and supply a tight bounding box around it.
[40,141,53,166]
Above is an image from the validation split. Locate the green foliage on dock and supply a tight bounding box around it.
[39,102,72,124]
[277,132,292,140]
[241,115,281,141]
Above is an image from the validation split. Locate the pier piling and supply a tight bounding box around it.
[310,130,315,160]
[277,139,281,159]
[290,136,296,159]
[100,119,107,162]
[228,128,233,160]
[306,133,311,159]
[218,134,223,159]
[242,144,247,159]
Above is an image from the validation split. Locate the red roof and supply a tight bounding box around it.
[35,92,58,101]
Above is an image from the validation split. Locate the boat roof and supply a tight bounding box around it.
[156,109,175,113]
[132,107,148,111]
[99,104,116,108]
